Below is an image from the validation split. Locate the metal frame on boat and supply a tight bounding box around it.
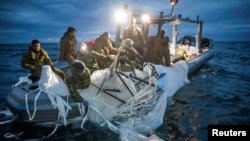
[114,2,214,74]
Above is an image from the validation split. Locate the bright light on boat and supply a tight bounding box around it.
[170,0,178,6]
[114,10,128,23]
[79,42,87,53]
[141,14,150,22]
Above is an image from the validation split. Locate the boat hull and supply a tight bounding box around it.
[6,82,81,123]
[187,49,214,74]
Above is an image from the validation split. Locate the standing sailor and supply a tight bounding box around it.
[122,18,147,59]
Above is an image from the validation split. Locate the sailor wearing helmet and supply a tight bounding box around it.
[118,39,144,71]
[65,60,91,102]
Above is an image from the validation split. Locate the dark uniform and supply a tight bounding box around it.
[65,60,91,102]
[146,36,171,66]
[21,46,64,82]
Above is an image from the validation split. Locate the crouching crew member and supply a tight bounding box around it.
[119,39,144,71]
[65,60,91,102]
[77,43,114,74]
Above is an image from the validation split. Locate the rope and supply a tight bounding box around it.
[80,102,89,130]
[25,88,41,120]
[4,132,23,140]
[3,124,59,141]
[45,123,59,138]
[74,102,89,130]
[12,74,32,88]
[0,110,16,125]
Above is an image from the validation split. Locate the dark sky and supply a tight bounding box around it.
[0,0,249,44]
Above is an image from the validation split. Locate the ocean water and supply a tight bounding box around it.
[0,41,250,141]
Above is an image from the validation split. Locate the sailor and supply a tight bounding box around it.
[183,38,191,46]
[159,30,169,48]
[57,27,77,65]
[119,39,143,71]
[65,60,91,102]
[122,17,147,59]
[21,39,64,82]
[92,32,118,69]
[146,34,171,66]
[76,42,114,74]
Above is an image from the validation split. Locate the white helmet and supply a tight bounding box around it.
[124,39,133,47]
[79,42,88,54]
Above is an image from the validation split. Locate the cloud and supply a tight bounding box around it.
[0,0,250,43]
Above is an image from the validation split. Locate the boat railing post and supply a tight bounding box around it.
[196,20,203,53]
[170,20,179,55]
[115,24,122,47]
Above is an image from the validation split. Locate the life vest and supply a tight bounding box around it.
[177,49,185,56]
[177,49,191,61]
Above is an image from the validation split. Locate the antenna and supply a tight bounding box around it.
[168,0,178,16]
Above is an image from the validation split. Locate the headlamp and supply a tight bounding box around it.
[80,43,87,53]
